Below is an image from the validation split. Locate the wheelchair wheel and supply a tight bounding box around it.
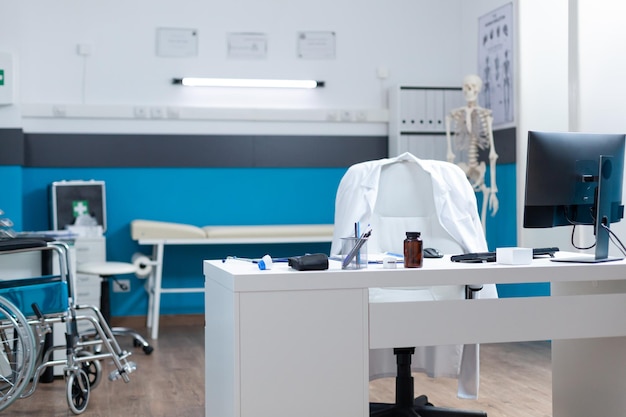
[0,296,36,412]
[77,350,102,390]
[66,369,90,414]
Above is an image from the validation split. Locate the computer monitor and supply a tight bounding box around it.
[524,131,625,262]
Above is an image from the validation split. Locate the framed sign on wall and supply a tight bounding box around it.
[478,3,514,127]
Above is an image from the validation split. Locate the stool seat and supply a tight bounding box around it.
[77,261,137,276]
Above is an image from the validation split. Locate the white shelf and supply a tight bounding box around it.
[388,85,463,159]
[21,103,389,124]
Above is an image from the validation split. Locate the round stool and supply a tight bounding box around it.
[78,261,137,277]
[77,261,154,355]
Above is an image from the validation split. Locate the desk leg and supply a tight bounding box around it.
[206,277,237,417]
[145,246,155,335]
[552,280,626,417]
[205,283,370,417]
[241,289,369,417]
[146,243,164,340]
[553,337,626,417]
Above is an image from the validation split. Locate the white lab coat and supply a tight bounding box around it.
[331,152,497,399]
[331,152,489,257]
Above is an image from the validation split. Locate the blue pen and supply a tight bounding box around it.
[355,222,361,265]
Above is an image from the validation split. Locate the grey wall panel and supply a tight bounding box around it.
[24,134,256,167]
[0,129,24,165]
[478,127,516,165]
[10,130,514,168]
[23,133,388,168]
[255,135,388,167]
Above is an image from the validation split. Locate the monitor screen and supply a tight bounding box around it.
[524,131,625,262]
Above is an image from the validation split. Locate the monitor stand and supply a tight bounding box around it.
[551,254,623,263]
[552,156,623,264]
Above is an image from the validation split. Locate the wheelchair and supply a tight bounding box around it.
[0,237,137,414]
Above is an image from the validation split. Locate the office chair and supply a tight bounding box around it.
[332,153,493,417]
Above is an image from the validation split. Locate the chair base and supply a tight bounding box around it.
[370,348,487,417]
[371,395,487,417]
[98,275,154,355]
[112,327,154,355]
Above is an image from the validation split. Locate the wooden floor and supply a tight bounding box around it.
[7,317,552,417]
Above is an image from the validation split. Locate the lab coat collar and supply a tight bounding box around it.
[360,152,453,214]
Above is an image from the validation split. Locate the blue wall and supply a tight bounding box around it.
[0,166,23,230]
[477,164,550,298]
[482,164,517,252]
[19,166,344,316]
[1,162,533,318]
[481,164,550,297]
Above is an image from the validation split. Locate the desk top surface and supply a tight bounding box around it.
[204,252,626,293]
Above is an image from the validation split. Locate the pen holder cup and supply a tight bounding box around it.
[341,237,368,270]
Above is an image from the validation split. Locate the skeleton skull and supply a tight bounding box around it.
[462,74,482,103]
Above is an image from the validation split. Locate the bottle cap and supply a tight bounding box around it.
[406,231,421,239]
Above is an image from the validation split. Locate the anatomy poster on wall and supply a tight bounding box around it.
[478,3,514,126]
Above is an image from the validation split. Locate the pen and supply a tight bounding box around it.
[342,228,372,269]
[355,222,360,265]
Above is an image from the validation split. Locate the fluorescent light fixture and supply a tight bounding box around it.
[172,77,324,89]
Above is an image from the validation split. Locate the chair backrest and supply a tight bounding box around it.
[368,160,463,255]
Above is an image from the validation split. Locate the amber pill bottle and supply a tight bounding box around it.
[404,231,423,268]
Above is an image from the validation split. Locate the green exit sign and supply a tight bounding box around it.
[0,69,4,86]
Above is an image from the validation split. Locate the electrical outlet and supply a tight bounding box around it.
[113,279,131,293]
[150,107,164,119]
[340,110,353,122]
[52,105,67,117]
[133,106,148,118]
[166,106,180,119]
[77,43,93,56]
[326,110,339,121]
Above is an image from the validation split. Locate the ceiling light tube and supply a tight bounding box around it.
[172,77,324,89]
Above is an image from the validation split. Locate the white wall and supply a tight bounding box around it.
[516,0,626,255]
[0,0,479,135]
[0,1,22,127]
[14,1,623,254]
[576,0,626,256]
[577,0,626,132]
[459,0,514,77]
[516,0,570,249]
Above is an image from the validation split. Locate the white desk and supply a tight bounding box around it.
[204,253,626,417]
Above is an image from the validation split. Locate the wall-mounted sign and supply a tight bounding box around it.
[156,28,199,58]
[297,31,336,60]
[227,33,267,60]
[0,53,12,104]
[478,3,514,126]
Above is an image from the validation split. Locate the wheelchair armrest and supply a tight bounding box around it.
[0,275,62,289]
[0,238,50,252]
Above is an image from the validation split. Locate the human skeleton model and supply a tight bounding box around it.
[445,74,499,230]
